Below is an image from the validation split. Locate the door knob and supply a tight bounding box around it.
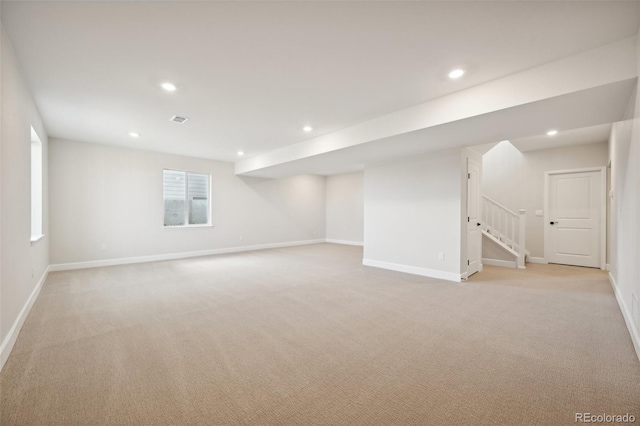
[550,221,557,225]
[477,222,481,227]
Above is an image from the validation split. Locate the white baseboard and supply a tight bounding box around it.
[482,258,517,269]
[325,239,364,246]
[0,266,50,371]
[606,263,610,271]
[609,272,640,363]
[362,258,461,282]
[49,239,326,272]
[527,256,548,264]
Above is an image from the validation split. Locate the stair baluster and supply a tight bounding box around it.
[481,196,526,268]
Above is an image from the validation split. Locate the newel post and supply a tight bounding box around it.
[517,209,526,268]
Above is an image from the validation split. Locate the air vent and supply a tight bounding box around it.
[170,115,189,124]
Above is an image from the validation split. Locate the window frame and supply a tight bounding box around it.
[162,168,212,229]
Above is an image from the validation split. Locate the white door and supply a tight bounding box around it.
[467,158,481,276]
[547,169,604,268]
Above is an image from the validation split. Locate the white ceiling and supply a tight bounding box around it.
[236,79,635,178]
[2,1,639,163]
[510,123,612,152]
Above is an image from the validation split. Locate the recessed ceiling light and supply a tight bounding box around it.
[448,69,465,79]
[303,126,313,132]
[237,151,244,156]
[129,132,140,138]
[547,130,558,136]
[499,140,510,143]
[161,82,177,92]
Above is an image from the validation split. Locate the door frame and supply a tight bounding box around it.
[465,156,482,279]
[543,167,607,270]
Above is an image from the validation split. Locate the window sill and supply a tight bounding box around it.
[162,225,213,230]
[30,234,45,245]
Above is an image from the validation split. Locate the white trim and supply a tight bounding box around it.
[325,239,364,246]
[362,258,462,282]
[466,154,482,278]
[482,258,517,269]
[606,263,610,271]
[0,266,50,371]
[49,239,326,271]
[544,166,608,175]
[544,167,606,270]
[162,225,213,231]
[527,256,548,264]
[544,171,550,265]
[609,273,640,363]
[30,234,45,244]
[599,167,607,270]
[162,168,213,228]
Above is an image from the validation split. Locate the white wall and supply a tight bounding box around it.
[325,172,363,245]
[363,148,463,281]
[482,237,516,262]
[482,141,609,259]
[49,139,326,265]
[609,75,640,359]
[1,28,49,359]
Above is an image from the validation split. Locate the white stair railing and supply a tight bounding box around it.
[481,195,526,268]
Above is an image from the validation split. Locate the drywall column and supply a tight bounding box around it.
[608,85,640,360]
[363,148,463,282]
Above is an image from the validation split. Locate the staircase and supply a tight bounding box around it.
[481,195,527,268]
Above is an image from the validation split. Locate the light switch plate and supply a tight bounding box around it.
[535,210,543,217]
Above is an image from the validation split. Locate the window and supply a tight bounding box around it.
[31,127,43,242]
[163,169,210,227]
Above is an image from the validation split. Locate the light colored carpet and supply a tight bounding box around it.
[1,243,639,425]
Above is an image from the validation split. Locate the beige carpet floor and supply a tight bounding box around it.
[1,243,639,425]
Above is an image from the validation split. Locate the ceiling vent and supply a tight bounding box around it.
[170,115,189,124]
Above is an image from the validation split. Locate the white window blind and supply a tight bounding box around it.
[163,169,210,227]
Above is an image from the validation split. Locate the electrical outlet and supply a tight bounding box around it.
[100,244,107,251]
[31,267,34,278]
[438,252,445,261]
[239,235,244,242]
